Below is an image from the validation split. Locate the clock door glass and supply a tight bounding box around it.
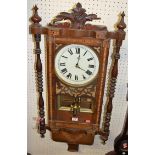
[55,44,99,86]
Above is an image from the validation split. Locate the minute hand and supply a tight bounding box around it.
[76,65,86,72]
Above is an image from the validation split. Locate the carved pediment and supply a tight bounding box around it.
[50,3,100,29]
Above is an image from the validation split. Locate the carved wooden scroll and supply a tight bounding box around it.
[30,5,46,137]
[101,12,126,142]
[51,2,100,29]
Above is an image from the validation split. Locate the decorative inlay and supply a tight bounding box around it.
[56,81,96,97]
[55,44,63,50]
[93,46,101,53]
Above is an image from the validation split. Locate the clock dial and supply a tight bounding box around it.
[55,44,99,86]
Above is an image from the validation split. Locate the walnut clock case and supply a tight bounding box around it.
[29,3,126,152]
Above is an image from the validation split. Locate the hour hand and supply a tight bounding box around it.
[76,55,80,65]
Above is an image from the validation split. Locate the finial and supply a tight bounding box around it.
[34,5,38,12]
[31,5,42,24]
[76,2,82,8]
[117,11,126,30]
[121,11,125,17]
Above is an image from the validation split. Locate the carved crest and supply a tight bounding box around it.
[51,3,100,29]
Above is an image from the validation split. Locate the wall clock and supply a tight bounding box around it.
[29,3,126,152]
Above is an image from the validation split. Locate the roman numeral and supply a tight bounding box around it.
[60,63,66,66]
[83,75,86,79]
[83,51,87,56]
[88,65,94,68]
[68,49,73,55]
[66,73,72,79]
[76,48,80,54]
[61,68,67,74]
[62,55,68,58]
[75,75,78,80]
[85,70,92,75]
[87,57,94,61]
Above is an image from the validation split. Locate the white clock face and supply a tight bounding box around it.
[55,44,99,86]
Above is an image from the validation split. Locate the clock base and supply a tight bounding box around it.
[67,143,79,152]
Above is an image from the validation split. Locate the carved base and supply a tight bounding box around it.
[67,143,79,152]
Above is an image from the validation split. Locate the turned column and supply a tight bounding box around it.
[30,5,46,137]
[102,12,126,142]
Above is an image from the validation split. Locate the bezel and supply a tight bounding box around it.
[54,44,100,87]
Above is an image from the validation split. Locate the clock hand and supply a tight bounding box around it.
[76,54,80,66]
[79,67,86,72]
[75,55,86,72]
[76,65,86,72]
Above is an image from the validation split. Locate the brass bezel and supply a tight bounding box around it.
[54,44,100,88]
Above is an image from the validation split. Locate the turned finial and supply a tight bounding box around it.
[117,12,126,30]
[31,5,42,24]
[76,2,82,8]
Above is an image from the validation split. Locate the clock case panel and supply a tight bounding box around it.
[46,27,110,145]
[54,43,99,115]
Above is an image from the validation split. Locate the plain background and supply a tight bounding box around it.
[0,0,155,155]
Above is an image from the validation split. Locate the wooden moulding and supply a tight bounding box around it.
[50,120,99,130]
[95,39,110,125]
[30,26,108,38]
[54,37,102,46]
